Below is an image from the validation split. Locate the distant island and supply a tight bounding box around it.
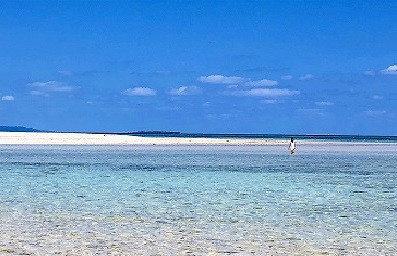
[0,126,41,132]
[122,131,181,135]
[0,126,182,135]
[0,127,185,136]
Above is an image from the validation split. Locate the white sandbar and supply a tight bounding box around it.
[0,132,287,145]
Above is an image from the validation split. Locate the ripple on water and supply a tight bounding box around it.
[0,146,396,255]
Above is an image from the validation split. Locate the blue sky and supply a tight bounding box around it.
[0,1,396,134]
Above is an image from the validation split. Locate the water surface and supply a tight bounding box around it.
[0,145,396,255]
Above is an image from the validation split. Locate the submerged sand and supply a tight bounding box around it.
[0,132,287,145]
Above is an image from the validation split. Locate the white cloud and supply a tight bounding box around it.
[1,95,14,101]
[28,81,75,95]
[244,79,278,86]
[380,64,397,75]
[373,95,383,100]
[124,87,156,96]
[364,70,375,76]
[198,74,281,89]
[364,110,386,116]
[233,88,299,97]
[281,75,293,80]
[315,101,334,106]
[198,75,246,84]
[299,74,314,80]
[170,86,202,96]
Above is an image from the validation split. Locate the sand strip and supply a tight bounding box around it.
[0,132,287,145]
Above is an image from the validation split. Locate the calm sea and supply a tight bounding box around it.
[131,133,397,143]
[0,144,396,255]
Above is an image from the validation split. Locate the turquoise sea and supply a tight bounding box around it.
[0,144,396,255]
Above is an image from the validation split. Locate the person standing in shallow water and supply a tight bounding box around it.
[288,137,296,154]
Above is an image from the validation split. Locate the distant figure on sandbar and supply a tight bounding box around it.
[288,137,296,154]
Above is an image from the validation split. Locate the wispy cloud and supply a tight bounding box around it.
[58,70,105,77]
[372,95,383,100]
[1,95,14,101]
[232,88,299,97]
[205,113,233,120]
[57,70,74,76]
[244,79,278,86]
[131,70,173,76]
[364,110,386,116]
[299,108,325,116]
[238,66,290,73]
[156,106,181,111]
[299,74,314,80]
[124,87,157,96]
[28,81,75,96]
[281,75,293,80]
[203,102,211,107]
[364,70,375,76]
[30,91,47,96]
[380,64,397,75]
[261,99,278,104]
[170,86,202,96]
[198,75,247,84]
[315,101,334,106]
[153,70,172,75]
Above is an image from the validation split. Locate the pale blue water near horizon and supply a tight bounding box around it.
[130,133,397,143]
[0,144,396,255]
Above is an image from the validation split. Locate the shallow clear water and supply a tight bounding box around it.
[0,145,396,255]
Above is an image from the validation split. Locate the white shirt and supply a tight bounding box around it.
[289,141,296,150]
